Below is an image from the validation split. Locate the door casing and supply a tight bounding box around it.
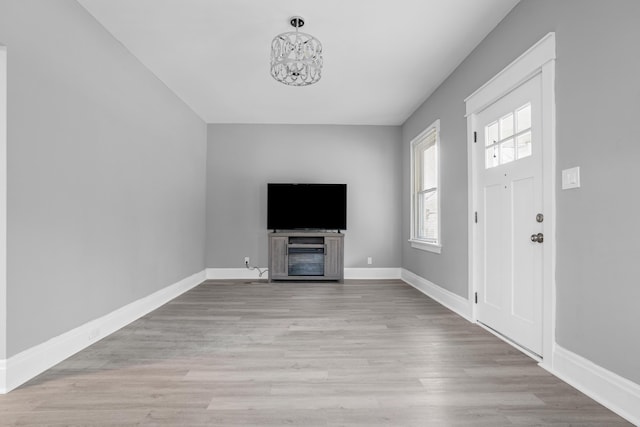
[1,46,7,372]
[465,33,556,369]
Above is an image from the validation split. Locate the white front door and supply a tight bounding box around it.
[476,73,543,356]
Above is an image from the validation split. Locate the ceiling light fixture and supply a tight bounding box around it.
[270,16,323,86]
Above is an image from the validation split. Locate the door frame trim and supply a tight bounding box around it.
[465,33,556,369]
[0,46,7,371]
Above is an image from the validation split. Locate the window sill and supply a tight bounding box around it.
[409,239,442,254]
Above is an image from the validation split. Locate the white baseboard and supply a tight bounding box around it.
[206,268,266,280]
[0,269,206,394]
[400,268,473,321]
[344,268,401,280]
[206,267,402,281]
[547,344,640,426]
[0,359,5,394]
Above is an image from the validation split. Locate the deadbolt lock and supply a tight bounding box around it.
[536,213,544,223]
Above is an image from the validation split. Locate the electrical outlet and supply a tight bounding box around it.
[367,257,373,265]
[244,257,250,265]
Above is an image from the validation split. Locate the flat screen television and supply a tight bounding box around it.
[267,183,347,231]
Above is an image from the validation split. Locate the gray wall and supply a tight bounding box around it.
[402,0,640,384]
[206,124,402,270]
[0,46,5,359]
[0,0,207,357]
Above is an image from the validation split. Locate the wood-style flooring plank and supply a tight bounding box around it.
[0,279,631,426]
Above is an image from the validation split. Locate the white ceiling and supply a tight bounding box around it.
[77,0,520,125]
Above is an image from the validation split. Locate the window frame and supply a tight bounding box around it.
[409,119,441,254]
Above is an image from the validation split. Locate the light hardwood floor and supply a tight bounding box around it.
[0,279,631,426]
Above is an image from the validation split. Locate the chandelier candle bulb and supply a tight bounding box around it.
[270,16,323,86]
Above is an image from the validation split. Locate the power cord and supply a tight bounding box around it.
[245,260,268,278]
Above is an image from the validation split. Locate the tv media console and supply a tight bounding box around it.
[268,232,344,282]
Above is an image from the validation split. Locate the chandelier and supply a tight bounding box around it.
[270,16,323,86]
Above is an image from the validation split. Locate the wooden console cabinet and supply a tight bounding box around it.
[268,232,344,282]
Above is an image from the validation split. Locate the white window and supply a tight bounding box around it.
[410,120,441,253]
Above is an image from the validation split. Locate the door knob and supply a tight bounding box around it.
[530,233,544,243]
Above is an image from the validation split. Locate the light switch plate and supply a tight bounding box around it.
[562,167,580,189]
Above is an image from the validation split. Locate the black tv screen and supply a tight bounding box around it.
[267,183,347,230]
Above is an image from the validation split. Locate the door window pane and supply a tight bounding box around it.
[486,146,499,169]
[500,138,515,164]
[516,104,531,132]
[486,122,499,147]
[500,113,514,139]
[516,131,532,159]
